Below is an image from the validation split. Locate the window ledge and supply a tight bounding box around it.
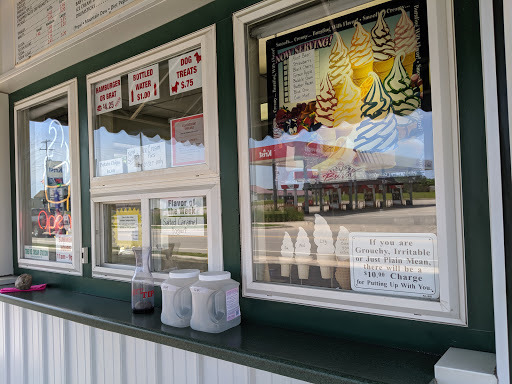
[0,286,438,384]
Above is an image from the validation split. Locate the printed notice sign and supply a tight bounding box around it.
[128,64,160,106]
[56,234,72,263]
[169,49,202,96]
[160,197,205,236]
[95,77,122,115]
[288,50,316,103]
[24,246,50,261]
[350,233,439,299]
[97,158,124,177]
[117,215,139,242]
[127,142,166,172]
[171,114,205,166]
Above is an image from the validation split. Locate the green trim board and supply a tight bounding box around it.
[0,288,439,384]
[7,0,495,355]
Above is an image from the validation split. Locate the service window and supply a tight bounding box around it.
[234,0,465,323]
[15,79,82,275]
[87,26,222,282]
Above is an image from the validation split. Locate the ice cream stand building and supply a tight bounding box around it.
[0,0,511,383]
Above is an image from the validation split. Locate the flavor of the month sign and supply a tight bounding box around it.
[350,233,439,299]
[160,197,205,236]
[95,77,122,115]
[113,208,142,247]
[24,246,50,261]
[128,64,160,106]
[170,114,205,166]
[97,158,124,177]
[56,234,72,263]
[169,49,202,96]
[127,142,166,173]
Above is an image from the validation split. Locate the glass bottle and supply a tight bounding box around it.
[131,247,155,314]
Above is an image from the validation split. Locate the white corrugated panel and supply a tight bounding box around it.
[0,303,310,384]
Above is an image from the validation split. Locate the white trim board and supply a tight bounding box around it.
[0,93,12,277]
[0,0,213,94]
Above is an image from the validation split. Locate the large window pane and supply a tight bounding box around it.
[150,196,208,273]
[18,95,73,264]
[92,50,205,177]
[248,0,439,301]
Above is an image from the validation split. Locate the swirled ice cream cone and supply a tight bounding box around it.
[328,32,353,90]
[371,10,396,81]
[394,8,417,77]
[313,214,335,280]
[295,227,312,280]
[349,22,374,86]
[335,226,351,289]
[280,231,294,277]
[315,75,337,128]
[333,74,362,126]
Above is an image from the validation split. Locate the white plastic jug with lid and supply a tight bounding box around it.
[189,271,241,333]
[161,269,200,328]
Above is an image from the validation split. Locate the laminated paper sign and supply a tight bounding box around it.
[170,114,205,167]
[95,76,122,115]
[169,49,202,96]
[97,158,124,177]
[24,246,50,261]
[126,142,166,173]
[56,234,72,263]
[349,233,439,299]
[128,63,160,106]
[113,208,142,247]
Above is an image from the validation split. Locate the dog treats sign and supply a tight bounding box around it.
[169,49,202,96]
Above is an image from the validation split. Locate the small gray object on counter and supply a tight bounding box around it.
[15,274,32,290]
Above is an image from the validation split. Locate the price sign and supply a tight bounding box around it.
[169,49,202,95]
[128,64,160,106]
[95,77,122,115]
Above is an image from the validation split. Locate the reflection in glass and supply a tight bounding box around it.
[150,197,207,273]
[248,1,439,300]
[18,95,73,263]
[92,53,205,177]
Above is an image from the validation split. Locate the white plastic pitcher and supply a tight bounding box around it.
[189,271,241,333]
[161,269,200,328]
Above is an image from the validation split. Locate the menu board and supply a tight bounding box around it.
[15,0,137,64]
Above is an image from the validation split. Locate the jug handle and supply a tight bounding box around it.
[207,290,225,324]
[173,287,190,319]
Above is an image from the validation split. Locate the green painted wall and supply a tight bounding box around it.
[9,0,495,355]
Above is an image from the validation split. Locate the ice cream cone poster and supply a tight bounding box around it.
[265,0,432,177]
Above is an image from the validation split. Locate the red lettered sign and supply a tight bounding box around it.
[95,76,122,115]
[128,63,160,106]
[169,49,202,96]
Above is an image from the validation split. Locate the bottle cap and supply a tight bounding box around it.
[169,269,200,279]
[199,271,231,281]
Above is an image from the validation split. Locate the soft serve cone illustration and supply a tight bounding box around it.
[383,50,420,116]
[371,10,396,81]
[333,73,363,127]
[394,8,417,77]
[349,22,374,86]
[295,227,313,280]
[280,231,295,277]
[313,214,336,279]
[315,74,337,129]
[328,32,353,91]
[353,72,398,169]
[334,226,351,290]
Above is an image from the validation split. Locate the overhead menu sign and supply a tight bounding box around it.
[16,0,138,64]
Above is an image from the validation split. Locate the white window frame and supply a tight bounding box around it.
[86,25,222,282]
[234,0,466,325]
[14,79,83,275]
